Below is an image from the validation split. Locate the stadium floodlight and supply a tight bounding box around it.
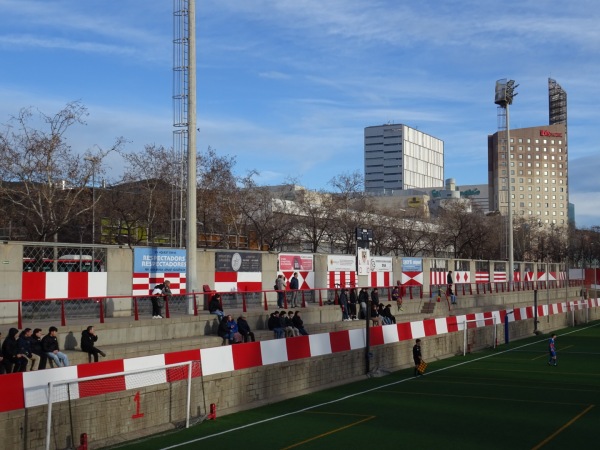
[495,79,519,284]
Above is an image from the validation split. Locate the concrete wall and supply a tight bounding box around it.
[2,304,596,450]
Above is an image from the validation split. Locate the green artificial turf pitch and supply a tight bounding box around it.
[108,321,600,450]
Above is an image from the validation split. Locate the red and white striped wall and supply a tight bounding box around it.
[2,298,597,414]
[22,272,108,300]
[370,271,392,287]
[214,272,262,293]
[327,271,357,289]
[132,273,186,296]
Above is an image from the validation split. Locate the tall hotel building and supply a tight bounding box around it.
[364,124,444,193]
[488,79,568,225]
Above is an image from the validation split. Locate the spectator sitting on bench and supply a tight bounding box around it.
[267,311,285,339]
[209,293,224,319]
[237,315,255,343]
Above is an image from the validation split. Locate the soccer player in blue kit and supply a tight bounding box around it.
[548,333,557,366]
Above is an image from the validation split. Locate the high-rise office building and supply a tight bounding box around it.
[488,79,568,226]
[364,124,444,193]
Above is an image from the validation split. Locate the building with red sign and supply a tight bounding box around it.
[487,79,568,227]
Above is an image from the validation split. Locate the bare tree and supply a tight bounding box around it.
[0,102,123,241]
[238,176,295,251]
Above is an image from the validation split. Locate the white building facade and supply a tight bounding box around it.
[364,123,444,193]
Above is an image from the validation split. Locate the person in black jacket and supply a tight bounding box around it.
[42,326,69,367]
[292,311,309,335]
[29,328,48,370]
[18,328,40,371]
[267,311,284,339]
[81,326,106,363]
[237,315,255,343]
[209,293,224,319]
[217,315,231,345]
[2,328,27,373]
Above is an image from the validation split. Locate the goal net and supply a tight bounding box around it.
[567,299,590,327]
[45,360,205,450]
[462,317,498,356]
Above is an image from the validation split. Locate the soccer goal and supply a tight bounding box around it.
[567,300,590,327]
[462,317,498,356]
[45,360,203,450]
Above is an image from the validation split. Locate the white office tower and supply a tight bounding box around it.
[364,124,444,193]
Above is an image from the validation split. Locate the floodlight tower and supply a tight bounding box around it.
[495,79,518,284]
[173,0,198,310]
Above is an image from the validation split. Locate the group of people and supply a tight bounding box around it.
[267,310,309,338]
[0,325,106,375]
[337,286,399,325]
[217,314,256,345]
[275,272,301,308]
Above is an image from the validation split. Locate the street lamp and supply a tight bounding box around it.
[84,156,97,270]
[495,79,519,284]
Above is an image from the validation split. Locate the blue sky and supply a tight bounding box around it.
[1,0,599,227]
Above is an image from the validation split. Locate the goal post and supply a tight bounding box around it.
[462,317,498,356]
[45,360,200,450]
[567,299,589,327]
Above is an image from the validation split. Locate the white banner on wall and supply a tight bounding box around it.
[327,254,356,272]
[370,256,393,272]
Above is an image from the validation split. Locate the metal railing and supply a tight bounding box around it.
[1,279,584,330]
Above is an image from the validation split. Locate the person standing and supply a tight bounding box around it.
[392,281,403,311]
[81,326,106,363]
[42,326,69,367]
[548,333,558,366]
[370,287,380,307]
[413,338,423,377]
[339,288,350,321]
[276,274,286,308]
[151,282,165,319]
[289,272,300,308]
[358,287,369,319]
[348,287,358,320]
[447,270,454,288]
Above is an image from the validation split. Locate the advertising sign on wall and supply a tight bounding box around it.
[370,256,393,272]
[214,252,262,293]
[402,258,422,272]
[279,253,314,271]
[134,248,186,273]
[132,248,187,296]
[327,254,356,272]
[215,252,261,272]
[357,249,370,275]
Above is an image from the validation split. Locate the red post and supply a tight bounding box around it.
[193,293,198,316]
[263,291,268,311]
[134,297,139,321]
[334,289,339,305]
[164,295,170,319]
[419,286,423,299]
[208,403,217,420]
[469,284,473,295]
[60,300,66,326]
[283,292,288,309]
[410,287,414,300]
[319,289,323,307]
[461,284,465,295]
[301,290,306,308]
[501,283,505,293]
[17,301,23,329]
[242,291,247,313]
[77,433,88,450]
[99,299,105,324]
[476,283,480,294]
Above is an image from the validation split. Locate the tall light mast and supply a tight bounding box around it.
[173,0,198,310]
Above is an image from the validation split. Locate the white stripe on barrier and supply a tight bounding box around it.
[308,333,332,357]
